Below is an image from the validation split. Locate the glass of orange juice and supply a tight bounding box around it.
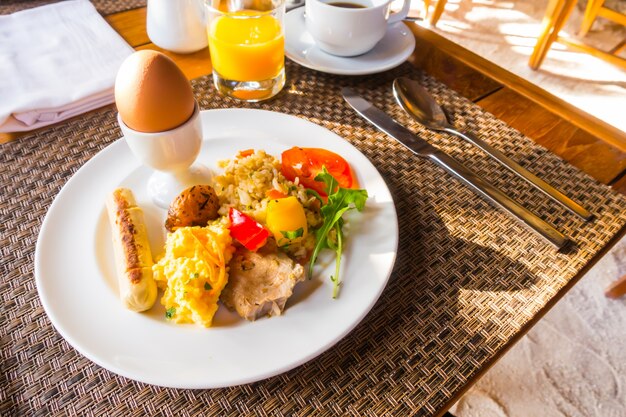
[205,0,286,102]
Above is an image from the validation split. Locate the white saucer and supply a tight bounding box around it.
[284,7,416,76]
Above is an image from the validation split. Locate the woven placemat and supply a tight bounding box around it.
[2,60,626,416]
[0,0,145,15]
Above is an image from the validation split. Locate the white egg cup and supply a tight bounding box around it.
[118,102,211,209]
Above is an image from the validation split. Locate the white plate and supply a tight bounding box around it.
[35,109,398,389]
[284,7,416,75]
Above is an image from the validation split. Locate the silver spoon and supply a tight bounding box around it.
[393,77,593,221]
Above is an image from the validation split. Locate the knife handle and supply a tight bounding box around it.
[446,128,593,221]
[429,150,570,249]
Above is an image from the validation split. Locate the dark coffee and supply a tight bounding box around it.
[327,2,366,8]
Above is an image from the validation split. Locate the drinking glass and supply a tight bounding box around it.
[205,0,286,102]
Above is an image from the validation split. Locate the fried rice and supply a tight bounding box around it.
[212,149,322,259]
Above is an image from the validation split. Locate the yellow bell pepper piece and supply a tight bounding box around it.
[266,196,308,245]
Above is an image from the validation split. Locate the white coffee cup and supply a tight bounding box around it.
[305,0,411,57]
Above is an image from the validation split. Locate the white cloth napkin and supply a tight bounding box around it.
[0,0,134,133]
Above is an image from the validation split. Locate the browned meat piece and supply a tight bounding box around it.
[221,246,305,321]
[165,184,220,232]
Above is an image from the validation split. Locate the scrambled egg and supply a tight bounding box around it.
[153,222,234,327]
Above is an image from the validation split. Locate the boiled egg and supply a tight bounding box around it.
[115,50,195,133]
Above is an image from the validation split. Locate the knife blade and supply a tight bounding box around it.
[342,87,569,249]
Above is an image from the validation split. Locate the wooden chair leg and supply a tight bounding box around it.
[558,37,626,69]
[423,0,431,20]
[612,40,626,55]
[606,274,626,298]
[429,0,448,26]
[537,0,578,67]
[580,0,605,36]
[598,6,626,26]
[529,0,566,69]
[544,0,578,48]
[529,0,577,69]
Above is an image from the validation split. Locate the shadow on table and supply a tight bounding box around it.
[187,62,547,414]
[242,155,544,414]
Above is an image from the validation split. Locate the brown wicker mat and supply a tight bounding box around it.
[2,60,626,416]
[0,0,145,15]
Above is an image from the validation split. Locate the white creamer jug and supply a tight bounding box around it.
[146,0,208,54]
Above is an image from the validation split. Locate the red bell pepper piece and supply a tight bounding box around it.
[228,208,269,251]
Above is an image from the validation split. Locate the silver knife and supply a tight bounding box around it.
[342,87,570,249]
[392,77,593,221]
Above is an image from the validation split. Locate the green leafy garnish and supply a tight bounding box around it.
[309,167,368,298]
[204,282,212,291]
[165,307,176,319]
[281,227,304,240]
[190,272,199,279]
[306,188,323,203]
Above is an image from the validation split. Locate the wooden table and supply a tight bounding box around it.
[3,5,625,195]
[103,8,626,197]
[106,8,626,408]
[3,6,626,417]
[106,7,626,412]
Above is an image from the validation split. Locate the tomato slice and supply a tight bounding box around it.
[281,147,353,196]
[266,189,288,199]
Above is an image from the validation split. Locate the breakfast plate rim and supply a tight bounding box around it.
[34,108,399,389]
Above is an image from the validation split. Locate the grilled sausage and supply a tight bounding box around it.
[105,188,157,312]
